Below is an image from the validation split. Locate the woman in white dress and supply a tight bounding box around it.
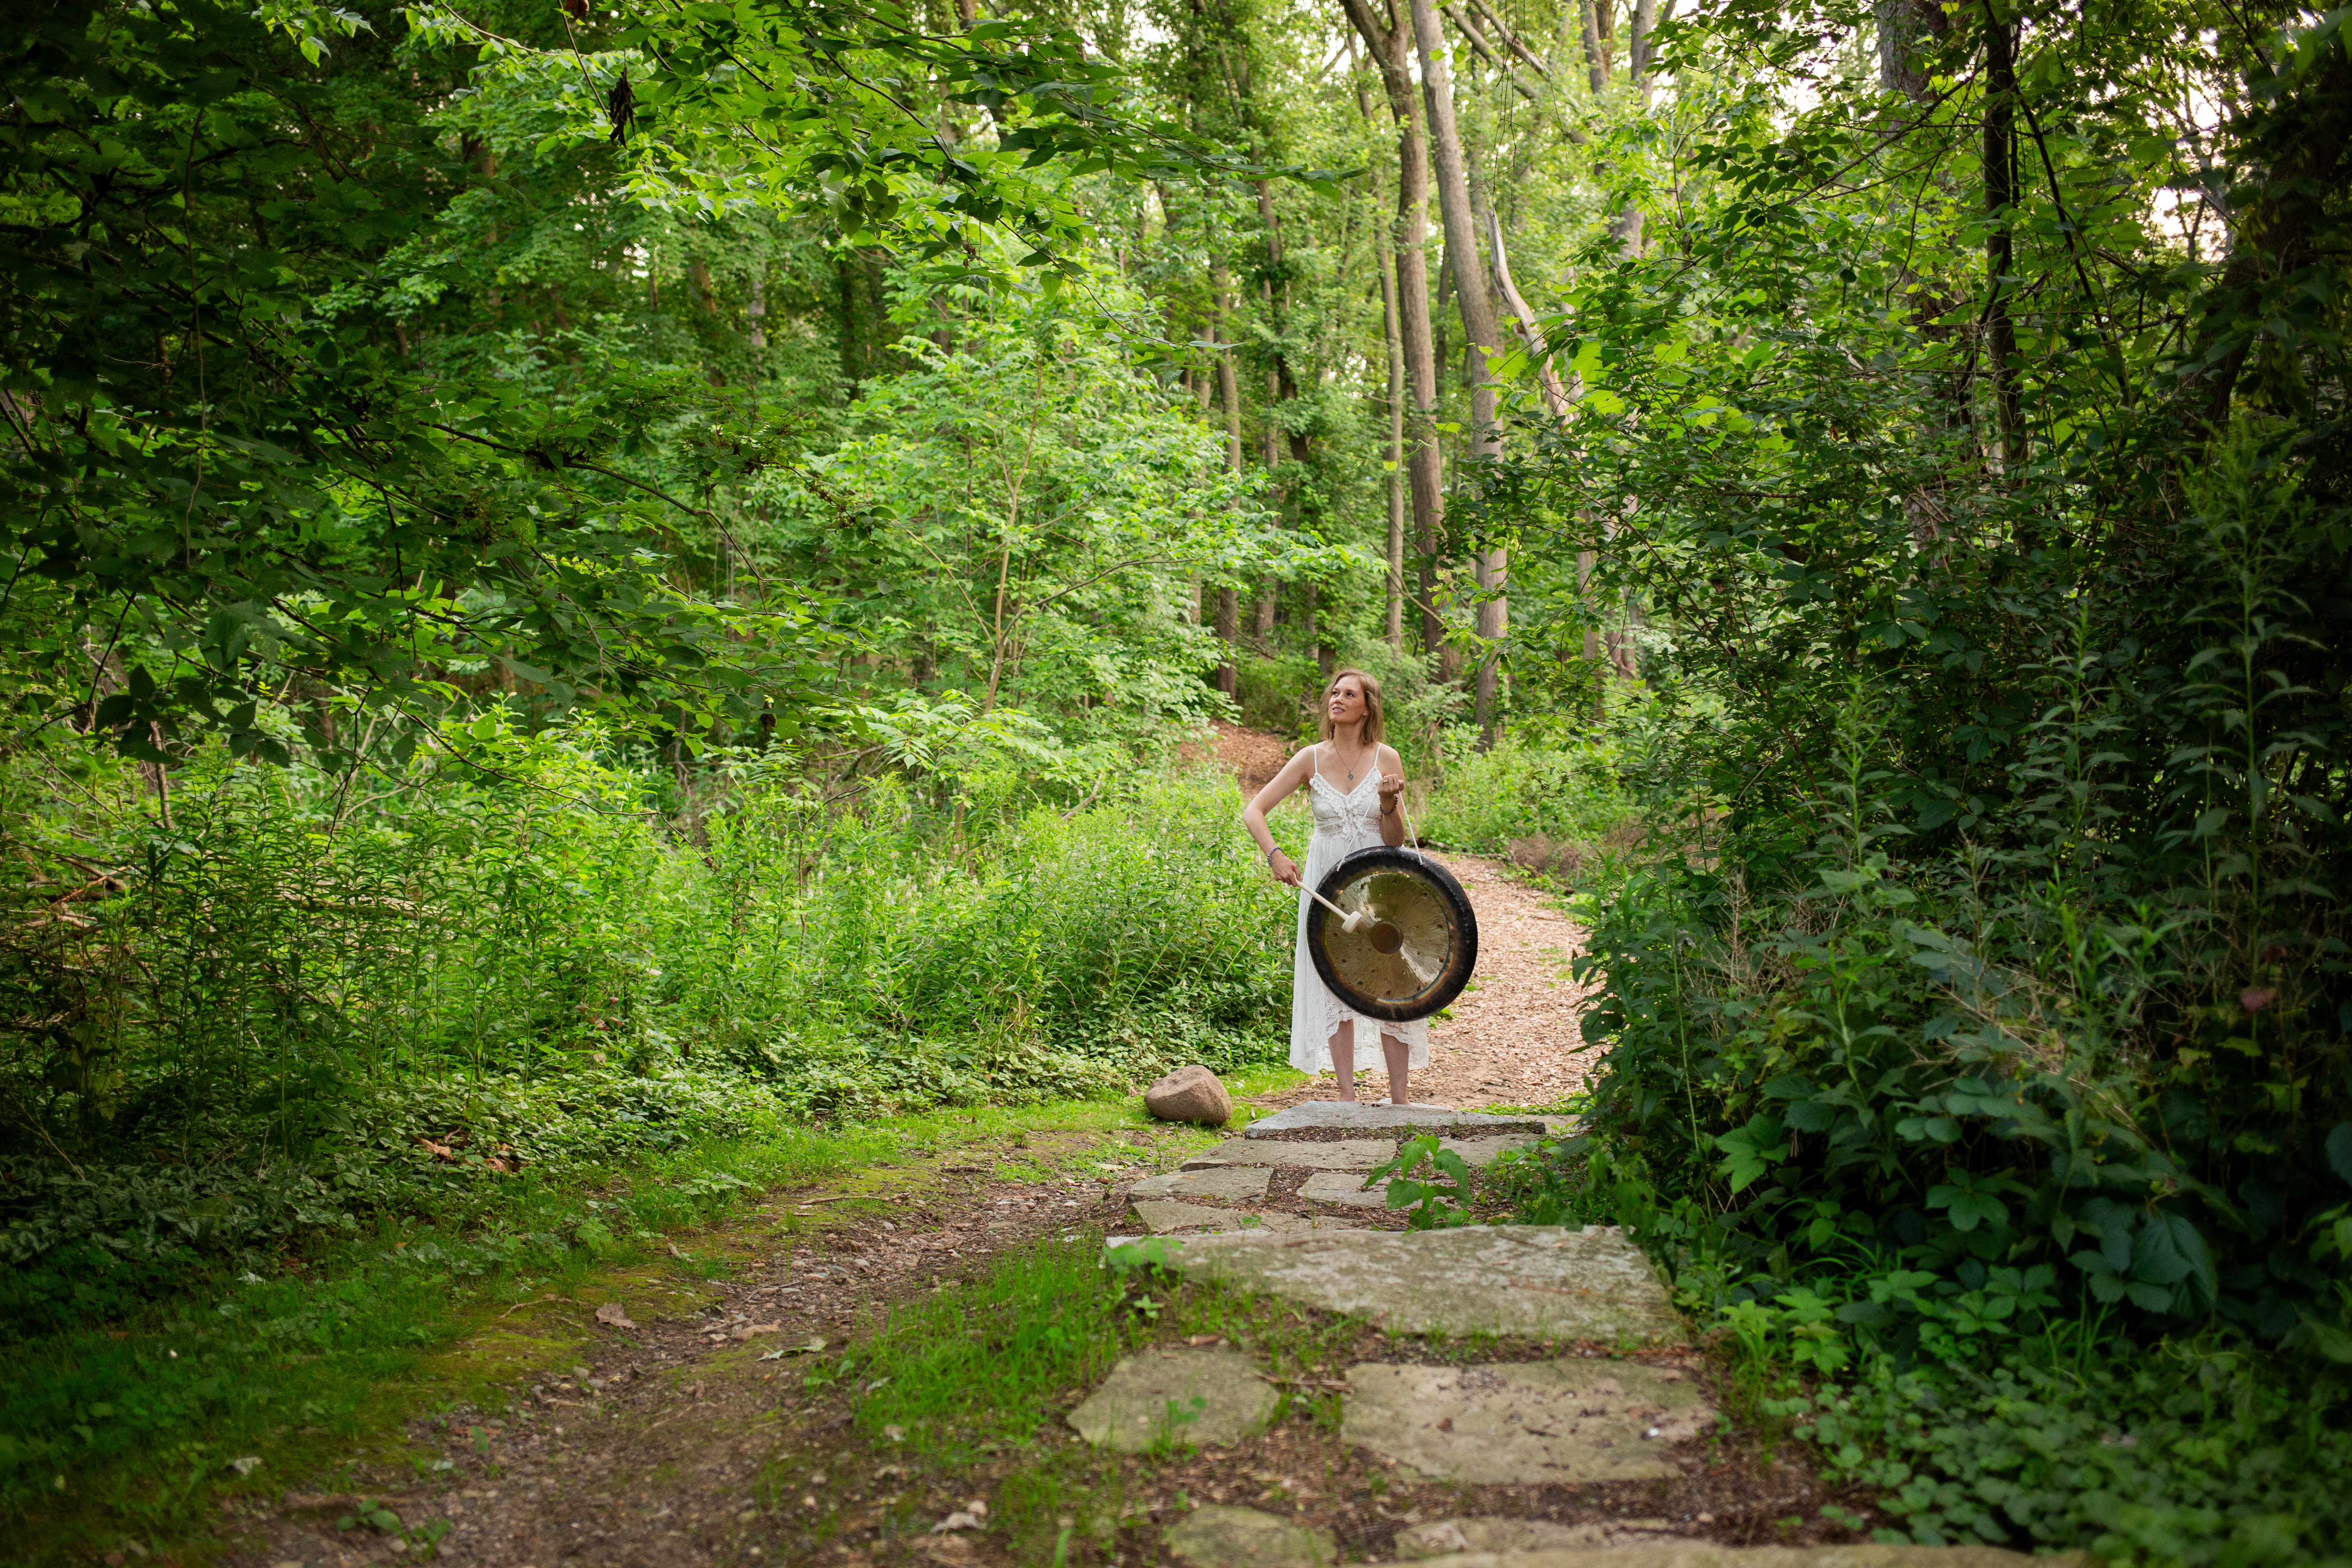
[1238,669,1429,1103]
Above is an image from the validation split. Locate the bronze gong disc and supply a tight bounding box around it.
[1304,846,1479,1023]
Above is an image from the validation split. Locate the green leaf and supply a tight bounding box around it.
[2326,1123,2352,1185]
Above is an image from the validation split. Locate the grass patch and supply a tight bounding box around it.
[772,1232,1369,1564]
[0,1093,1183,1566]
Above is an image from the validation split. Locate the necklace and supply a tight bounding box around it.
[1327,739,1372,788]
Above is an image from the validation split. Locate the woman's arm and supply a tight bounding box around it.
[1241,746,1317,886]
[1375,745,1408,846]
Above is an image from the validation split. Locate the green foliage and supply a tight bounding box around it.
[1479,2,2352,1553]
[1773,1338,2352,1564]
[0,724,1289,1317]
[1370,1134,1475,1228]
[1417,733,1638,854]
[763,311,1298,733]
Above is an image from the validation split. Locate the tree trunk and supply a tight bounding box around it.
[1340,0,1446,660]
[1579,0,1608,92]
[1876,0,1944,99]
[1212,266,1245,696]
[1379,220,1407,650]
[1411,0,1508,742]
[1982,0,2028,482]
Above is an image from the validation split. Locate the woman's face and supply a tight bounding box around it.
[1327,677,1366,730]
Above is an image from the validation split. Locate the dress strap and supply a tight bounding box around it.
[1309,742,1325,782]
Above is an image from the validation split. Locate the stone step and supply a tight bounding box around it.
[1130,1165,1276,1203]
[1388,1548,2075,1567]
[1184,1137,1399,1172]
[1067,1345,1275,1452]
[1144,1226,1678,1341]
[1246,1102,1550,1138]
[1161,1504,2071,1568]
[1163,1506,2071,1568]
[1345,1359,1710,1483]
[1127,1200,1329,1234]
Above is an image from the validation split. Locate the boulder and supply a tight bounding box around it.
[1145,1065,1233,1126]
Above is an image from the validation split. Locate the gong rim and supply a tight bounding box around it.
[1305,846,1479,1022]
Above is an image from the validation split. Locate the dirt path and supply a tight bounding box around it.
[220,1140,1171,1568]
[1204,724,1604,1113]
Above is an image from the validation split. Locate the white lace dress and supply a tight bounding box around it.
[1287,746,1431,1075]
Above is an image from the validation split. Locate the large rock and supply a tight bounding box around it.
[1068,1347,1276,1452]
[1149,1226,1680,1341]
[1147,1065,1234,1126]
[1392,1549,2077,1567]
[1245,1102,1545,1137]
[1343,1360,1712,1483]
[1164,1504,1336,1568]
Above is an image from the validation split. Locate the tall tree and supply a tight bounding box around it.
[1210,264,1247,695]
[1409,0,1509,740]
[1339,0,1448,659]
[1981,0,2029,480]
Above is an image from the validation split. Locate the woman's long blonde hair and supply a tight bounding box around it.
[1318,668,1388,746]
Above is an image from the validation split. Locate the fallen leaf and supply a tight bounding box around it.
[732,1321,784,1340]
[418,1138,456,1162]
[791,1336,828,1354]
[668,1242,687,1259]
[931,1510,983,1533]
[594,1302,638,1330]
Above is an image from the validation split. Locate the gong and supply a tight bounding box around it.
[1304,846,1479,1022]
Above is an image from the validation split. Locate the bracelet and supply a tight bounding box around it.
[1381,802,1397,816]
[1264,845,1280,864]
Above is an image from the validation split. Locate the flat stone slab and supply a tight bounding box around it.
[1165,1504,1336,1568]
[1069,1348,1276,1452]
[1131,1200,1314,1235]
[1298,1170,1386,1208]
[1438,1133,1544,1168]
[1185,1138,1397,1172]
[1246,1102,1546,1138]
[1130,1165,1274,1202]
[1393,1548,2074,1567]
[1154,1226,1680,1341]
[1395,1518,1682,1559]
[1344,1360,1712,1483]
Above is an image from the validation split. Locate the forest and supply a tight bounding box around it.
[1,0,2348,1558]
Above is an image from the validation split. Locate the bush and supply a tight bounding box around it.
[0,720,1290,1325]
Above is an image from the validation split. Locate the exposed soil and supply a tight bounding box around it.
[1194,721,1294,800]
